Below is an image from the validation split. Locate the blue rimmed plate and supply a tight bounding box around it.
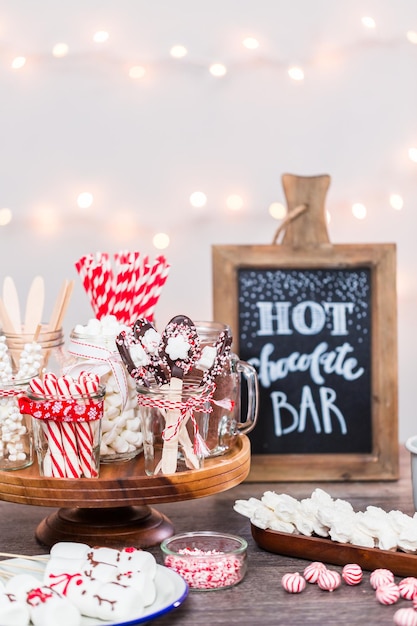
[0,557,189,625]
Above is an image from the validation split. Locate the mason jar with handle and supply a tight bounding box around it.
[191,321,259,457]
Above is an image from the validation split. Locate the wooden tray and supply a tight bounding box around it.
[251,523,417,577]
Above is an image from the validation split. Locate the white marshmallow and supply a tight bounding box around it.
[0,592,30,626]
[28,586,81,626]
[49,542,90,560]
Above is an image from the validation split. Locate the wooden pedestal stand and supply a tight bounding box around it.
[0,436,250,548]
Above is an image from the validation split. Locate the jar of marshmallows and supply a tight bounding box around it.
[66,316,143,462]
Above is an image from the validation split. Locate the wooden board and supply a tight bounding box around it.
[251,524,417,578]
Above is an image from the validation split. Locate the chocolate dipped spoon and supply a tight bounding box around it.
[132,318,168,386]
[199,325,233,387]
[115,329,150,386]
[116,319,164,387]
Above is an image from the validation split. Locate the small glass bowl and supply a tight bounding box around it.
[160,531,247,591]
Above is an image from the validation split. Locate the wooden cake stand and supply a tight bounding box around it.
[0,435,250,548]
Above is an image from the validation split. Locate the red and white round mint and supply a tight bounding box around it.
[399,577,417,600]
[375,582,400,605]
[394,608,417,626]
[281,572,306,594]
[342,563,363,586]
[369,568,395,589]
[303,561,327,584]
[317,569,341,592]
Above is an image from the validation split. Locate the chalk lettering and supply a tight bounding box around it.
[271,385,347,437]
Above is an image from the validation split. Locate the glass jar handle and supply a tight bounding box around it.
[236,360,259,435]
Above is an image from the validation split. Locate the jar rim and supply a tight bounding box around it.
[160,531,248,557]
[25,383,106,402]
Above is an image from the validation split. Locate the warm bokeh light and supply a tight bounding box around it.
[242,37,259,50]
[93,31,109,43]
[352,203,367,220]
[226,194,244,211]
[153,232,170,250]
[269,202,287,220]
[390,193,404,210]
[209,63,227,77]
[189,191,207,208]
[408,147,417,163]
[129,65,146,79]
[170,45,188,58]
[361,16,376,29]
[52,43,69,58]
[77,192,94,209]
[407,30,417,44]
[106,210,138,240]
[32,206,60,235]
[288,66,304,81]
[0,208,12,226]
[11,56,26,69]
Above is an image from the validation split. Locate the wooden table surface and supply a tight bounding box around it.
[0,444,415,626]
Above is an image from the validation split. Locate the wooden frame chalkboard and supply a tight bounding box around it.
[212,243,398,481]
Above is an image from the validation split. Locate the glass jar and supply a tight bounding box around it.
[1,327,68,377]
[20,385,105,478]
[136,379,212,475]
[67,327,143,462]
[190,321,259,457]
[0,377,33,471]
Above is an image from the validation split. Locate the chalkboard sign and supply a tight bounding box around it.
[212,244,398,481]
[238,266,372,455]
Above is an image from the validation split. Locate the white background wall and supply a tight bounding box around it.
[0,0,416,441]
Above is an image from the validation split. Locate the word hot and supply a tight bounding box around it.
[250,300,365,438]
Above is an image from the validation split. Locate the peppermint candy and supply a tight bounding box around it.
[281,572,306,594]
[375,582,400,605]
[342,563,363,586]
[303,561,327,584]
[399,577,417,600]
[394,608,417,626]
[369,567,395,589]
[317,569,341,592]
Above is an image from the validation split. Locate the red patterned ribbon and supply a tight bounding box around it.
[18,396,103,422]
[0,389,22,398]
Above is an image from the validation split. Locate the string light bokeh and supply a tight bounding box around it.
[0,0,417,439]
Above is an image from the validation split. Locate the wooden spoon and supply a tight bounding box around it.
[24,276,45,335]
[2,276,21,333]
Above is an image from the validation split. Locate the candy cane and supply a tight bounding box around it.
[70,375,99,478]
[34,375,66,478]
[57,376,82,478]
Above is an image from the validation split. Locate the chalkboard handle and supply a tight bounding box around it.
[274,173,331,248]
